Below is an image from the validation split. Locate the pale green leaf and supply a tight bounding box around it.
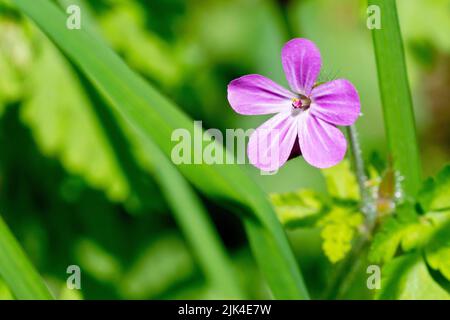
[22,37,130,201]
[321,159,360,201]
[0,17,32,109]
[270,189,325,228]
[98,1,180,87]
[317,206,363,263]
[419,166,450,212]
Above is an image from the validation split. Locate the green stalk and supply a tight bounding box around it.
[0,215,53,299]
[369,0,421,197]
[141,138,245,298]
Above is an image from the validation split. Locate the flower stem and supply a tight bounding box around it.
[347,125,376,231]
[324,126,376,299]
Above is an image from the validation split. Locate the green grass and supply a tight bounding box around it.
[0,215,53,299]
[369,0,422,197]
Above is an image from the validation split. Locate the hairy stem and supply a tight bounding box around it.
[323,126,377,299]
[347,125,377,232]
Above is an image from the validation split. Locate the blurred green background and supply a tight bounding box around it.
[0,0,449,299]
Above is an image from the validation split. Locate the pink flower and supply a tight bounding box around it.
[227,38,360,171]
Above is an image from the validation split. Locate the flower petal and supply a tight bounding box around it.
[298,114,346,168]
[247,112,297,171]
[310,79,361,126]
[282,38,322,96]
[227,74,292,115]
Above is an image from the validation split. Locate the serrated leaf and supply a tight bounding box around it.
[377,253,450,300]
[370,205,450,277]
[270,189,325,229]
[419,165,450,212]
[321,159,360,201]
[425,217,450,281]
[370,217,410,264]
[369,204,420,264]
[317,206,363,263]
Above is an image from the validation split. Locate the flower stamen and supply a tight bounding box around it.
[292,96,311,111]
[292,98,302,109]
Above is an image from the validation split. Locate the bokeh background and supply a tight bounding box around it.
[0,0,449,299]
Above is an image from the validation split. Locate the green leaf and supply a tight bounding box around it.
[98,1,180,87]
[74,238,122,283]
[119,233,195,299]
[369,215,416,264]
[270,189,325,228]
[369,202,426,264]
[0,16,32,110]
[377,253,450,300]
[424,217,450,281]
[369,204,450,281]
[12,0,309,299]
[0,214,53,299]
[317,206,363,263]
[369,0,422,198]
[23,37,130,202]
[321,159,360,201]
[419,165,450,212]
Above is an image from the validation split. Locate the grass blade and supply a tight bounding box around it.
[12,0,309,299]
[369,0,422,197]
[0,214,53,299]
[142,138,245,298]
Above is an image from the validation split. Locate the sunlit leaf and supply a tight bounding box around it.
[369,215,416,264]
[0,17,32,110]
[321,160,360,201]
[425,217,450,281]
[377,253,450,300]
[317,206,363,263]
[74,238,122,283]
[98,1,180,87]
[22,36,130,202]
[270,189,325,228]
[419,165,450,212]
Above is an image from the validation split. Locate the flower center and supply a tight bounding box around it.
[292,98,302,109]
[291,95,311,112]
